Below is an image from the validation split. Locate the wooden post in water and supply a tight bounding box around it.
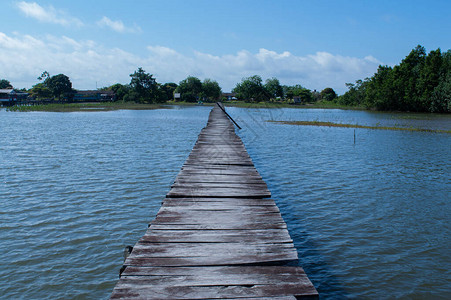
[109,104,318,299]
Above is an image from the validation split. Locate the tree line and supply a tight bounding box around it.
[101,70,333,104]
[2,67,336,104]
[2,44,449,112]
[107,71,224,103]
[1,68,224,104]
[336,45,450,113]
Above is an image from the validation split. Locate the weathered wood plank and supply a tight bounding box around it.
[112,266,316,299]
[158,205,279,213]
[180,165,259,171]
[148,223,288,230]
[174,175,264,183]
[154,211,283,221]
[139,229,292,243]
[120,265,308,277]
[166,187,271,198]
[171,182,268,189]
[124,252,299,267]
[152,211,285,224]
[161,197,276,206]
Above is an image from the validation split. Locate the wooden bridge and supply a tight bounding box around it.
[110,104,318,299]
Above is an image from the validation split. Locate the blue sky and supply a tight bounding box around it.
[1,0,450,93]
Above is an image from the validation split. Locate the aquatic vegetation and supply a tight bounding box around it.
[5,102,167,112]
[269,120,451,134]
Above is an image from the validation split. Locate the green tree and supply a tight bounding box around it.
[37,71,50,82]
[201,79,222,102]
[265,77,283,99]
[283,85,294,99]
[397,45,426,111]
[176,76,202,102]
[364,65,395,110]
[30,83,52,99]
[312,90,321,102]
[417,48,442,110]
[430,71,451,112]
[160,83,178,101]
[283,84,312,102]
[129,67,159,103]
[296,88,313,103]
[338,79,368,107]
[110,83,130,101]
[46,74,73,100]
[320,87,337,102]
[0,79,12,89]
[430,49,451,112]
[233,75,270,102]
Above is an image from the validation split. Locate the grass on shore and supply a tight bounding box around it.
[3,99,365,112]
[221,100,364,110]
[6,102,167,112]
[269,120,451,134]
[166,100,364,110]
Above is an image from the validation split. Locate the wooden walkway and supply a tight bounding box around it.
[110,104,318,299]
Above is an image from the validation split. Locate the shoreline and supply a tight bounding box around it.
[3,102,168,112]
[2,101,450,117]
[2,100,362,112]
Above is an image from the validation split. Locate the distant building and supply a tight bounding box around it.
[0,89,28,103]
[73,90,116,102]
[293,96,302,104]
[222,93,237,101]
[174,93,181,101]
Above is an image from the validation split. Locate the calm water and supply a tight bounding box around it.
[0,106,450,299]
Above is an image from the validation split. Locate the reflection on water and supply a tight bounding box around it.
[0,106,450,299]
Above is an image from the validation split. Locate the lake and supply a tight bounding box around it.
[0,105,450,299]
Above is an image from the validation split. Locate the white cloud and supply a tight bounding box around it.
[97,16,141,33]
[16,1,83,27]
[0,32,381,93]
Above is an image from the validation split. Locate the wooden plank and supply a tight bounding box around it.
[154,211,283,221]
[119,266,312,286]
[167,187,271,198]
[174,175,264,183]
[161,198,276,206]
[151,217,286,227]
[139,229,293,243]
[112,266,316,300]
[180,165,259,171]
[185,157,252,161]
[171,183,269,191]
[148,223,288,230]
[111,285,314,300]
[184,159,254,165]
[152,209,284,220]
[179,168,260,173]
[177,170,261,177]
[130,243,297,257]
[158,205,279,213]
[125,252,298,267]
